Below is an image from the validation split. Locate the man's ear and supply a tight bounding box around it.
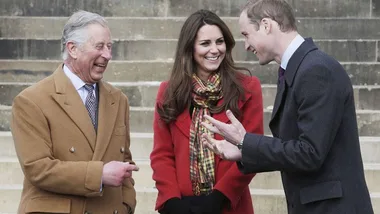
[260,18,272,34]
[66,41,78,59]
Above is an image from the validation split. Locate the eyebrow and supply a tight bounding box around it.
[95,41,113,45]
[198,36,224,42]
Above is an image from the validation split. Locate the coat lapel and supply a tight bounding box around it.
[174,109,191,138]
[51,64,97,150]
[92,81,120,160]
[269,38,318,128]
[269,78,287,126]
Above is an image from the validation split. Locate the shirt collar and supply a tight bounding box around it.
[280,34,305,70]
[63,64,96,90]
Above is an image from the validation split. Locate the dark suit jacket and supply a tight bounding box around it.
[238,38,373,214]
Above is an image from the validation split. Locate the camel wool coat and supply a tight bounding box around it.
[11,64,136,214]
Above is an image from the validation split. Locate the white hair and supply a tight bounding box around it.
[61,10,108,60]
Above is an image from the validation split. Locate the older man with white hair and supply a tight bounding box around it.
[11,10,138,214]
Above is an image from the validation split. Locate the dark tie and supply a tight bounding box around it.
[84,84,97,129]
[278,66,285,84]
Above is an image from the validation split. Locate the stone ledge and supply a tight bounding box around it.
[1,60,380,85]
[0,39,376,62]
[0,0,372,17]
[1,17,380,40]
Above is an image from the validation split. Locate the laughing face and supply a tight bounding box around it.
[71,23,112,84]
[239,11,274,65]
[193,24,226,81]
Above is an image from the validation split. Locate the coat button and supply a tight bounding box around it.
[120,147,125,153]
[113,210,119,214]
[69,147,75,153]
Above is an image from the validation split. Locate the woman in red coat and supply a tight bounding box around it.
[150,9,263,214]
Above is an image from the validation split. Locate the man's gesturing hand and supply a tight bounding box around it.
[202,110,246,145]
[202,134,242,161]
[102,161,139,187]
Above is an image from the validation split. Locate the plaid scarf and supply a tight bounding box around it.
[190,72,223,195]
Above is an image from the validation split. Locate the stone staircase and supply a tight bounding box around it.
[0,0,380,213]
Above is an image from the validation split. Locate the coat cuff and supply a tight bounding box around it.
[84,161,103,197]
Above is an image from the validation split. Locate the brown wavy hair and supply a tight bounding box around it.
[157,9,250,124]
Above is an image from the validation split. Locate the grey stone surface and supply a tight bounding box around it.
[0,0,371,17]
[1,83,379,110]
[0,39,376,62]
[1,160,380,192]
[2,131,380,163]
[378,41,380,62]
[0,108,11,131]
[0,0,168,17]
[2,17,380,40]
[0,39,61,60]
[373,0,380,17]
[1,187,380,214]
[358,87,380,110]
[288,0,371,17]
[1,108,380,136]
[296,18,380,40]
[1,61,380,85]
[0,187,290,214]
[357,111,380,136]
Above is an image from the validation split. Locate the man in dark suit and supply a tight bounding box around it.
[201,0,374,213]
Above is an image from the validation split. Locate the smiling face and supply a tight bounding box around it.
[193,24,226,81]
[239,11,274,65]
[69,23,112,84]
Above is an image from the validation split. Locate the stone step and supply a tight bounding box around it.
[0,82,379,111]
[0,0,374,18]
[1,60,379,86]
[1,131,380,163]
[1,186,380,214]
[1,17,380,40]
[0,39,375,63]
[1,158,380,193]
[1,106,380,136]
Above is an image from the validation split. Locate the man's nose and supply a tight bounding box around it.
[102,49,112,60]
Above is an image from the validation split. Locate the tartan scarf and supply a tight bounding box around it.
[189,72,223,195]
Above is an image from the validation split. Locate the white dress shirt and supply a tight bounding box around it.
[63,65,96,104]
[280,34,305,70]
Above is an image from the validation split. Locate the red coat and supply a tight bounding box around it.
[150,76,264,214]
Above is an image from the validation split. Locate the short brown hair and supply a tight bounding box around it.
[243,0,297,32]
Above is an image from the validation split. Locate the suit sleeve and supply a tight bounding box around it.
[214,76,264,209]
[11,94,103,197]
[121,94,137,213]
[150,82,181,210]
[239,66,345,173]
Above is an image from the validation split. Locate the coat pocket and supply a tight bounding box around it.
[25,197,71,213]
[300,180,343,204]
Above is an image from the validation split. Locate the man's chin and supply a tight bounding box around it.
[259,59,271,66]
[91,74,104,82]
